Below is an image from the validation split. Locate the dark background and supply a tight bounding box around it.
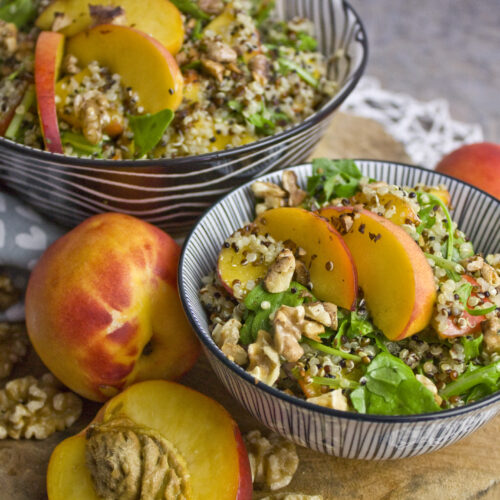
[349,0,500,141]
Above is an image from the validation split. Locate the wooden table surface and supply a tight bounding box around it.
[1,114,499,499]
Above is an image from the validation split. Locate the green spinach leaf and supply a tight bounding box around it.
[0,0,37,29]
[60,131,102,156]
[461,334,483,362]
[350,352,441,415]
[129,109,174,157]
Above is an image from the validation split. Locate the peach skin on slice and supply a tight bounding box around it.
[34,31,65,153]
[66,24,184,113]
[36,0,184,54]
[319,206,436,340]
[47,380,252,500]
[254,207,358,310]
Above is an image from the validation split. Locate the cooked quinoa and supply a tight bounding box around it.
[200,159,500,415]
[0,0,337,159]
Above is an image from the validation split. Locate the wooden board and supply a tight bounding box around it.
[1,114,499,500]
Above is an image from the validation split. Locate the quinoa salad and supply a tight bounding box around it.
[200,159,500,415]
[0,0,337,159]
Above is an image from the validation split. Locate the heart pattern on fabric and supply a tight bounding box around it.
[15,226,48,251]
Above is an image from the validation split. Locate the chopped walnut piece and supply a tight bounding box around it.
[199,0,224,15]
[481,263,500,286]
[206,40,237,63]
[482,317,500,354]
[264,249,296,293]
[250,54,271,85]
[213,318,248,365]
[486,253,500,272]
[307,389,349,411]
[247,330,280,386]
[304,302,338,330]
[244,430,299,491]
[338,213,354,233]
[461,255,484,272]
[273,305,305,362]
[201,58,225,82]
[0,374,82,440]
[416,374,443,405]
[89,5,127,26]
[0,322,29,379]
[251,181,287,199]
[0,20,17,59]
[293,260,310,286]
[282,171,306,207]
[51,11,72,32]
[0,275,20,311]
[63,53,80,75]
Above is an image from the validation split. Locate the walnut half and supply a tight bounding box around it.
[0,374,82,440]
[0,322,29,379]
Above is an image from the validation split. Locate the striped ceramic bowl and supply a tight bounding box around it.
[179,160,500,459]
[0,0,367,235]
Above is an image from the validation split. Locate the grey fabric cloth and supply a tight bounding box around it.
[0,190,64,321]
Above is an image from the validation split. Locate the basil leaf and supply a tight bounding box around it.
[440,360,500,398]
[351,352,441,415]
[461,334,483,362]
[129,109,174,157]
[169,0,210,20]
[0,0,37,29]
[60,131,102,156]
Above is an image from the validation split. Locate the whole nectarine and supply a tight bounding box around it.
[47,380,252,500]
[435,142,500,199]
[25,213,200,402]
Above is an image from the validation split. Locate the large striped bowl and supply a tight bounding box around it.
[0,0,367,235]
[179,160,500,459]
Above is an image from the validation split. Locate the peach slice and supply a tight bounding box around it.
[47,380,252,500]
[319,206,436,340]
[66,24,184,113]
[26,213,200,402]
[36,0,184,54]
[254,207,358,310]
[434,275,490,338]
[34,31,65,153]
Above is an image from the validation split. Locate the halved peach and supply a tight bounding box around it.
[35,31,65,153]
[47,380,252,500]
[254,207,358,310]
[36,0,184,54]
[66,24,184,113]
[319,206,436,340]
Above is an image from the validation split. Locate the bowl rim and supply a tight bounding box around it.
[0,0,368,168]
[179,159,500,423]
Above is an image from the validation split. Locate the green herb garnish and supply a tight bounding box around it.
[60,131,102,156]
[454,280,497,316]
[350,352,441,415]
[306,158,363,204]
[278,57,318,87]
[4,83,34,140]
[424,253,463,282]
[461,334,483,362]
[129,108,174,157]
[0,0,37,29]
[311,375,359,390]
[169,0,210,20]
[301,337,361,362]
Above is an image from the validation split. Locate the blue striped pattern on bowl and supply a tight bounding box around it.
[179,160,500,459]
[0,0,367,234]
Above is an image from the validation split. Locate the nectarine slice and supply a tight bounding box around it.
[254,207,358,310]
[319,206,436,340]
[36,0,184,54]
[66,24,184,113]
[35,31,65,153]
[47,381,252,500]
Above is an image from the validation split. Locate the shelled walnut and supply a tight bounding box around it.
[0,275,20,311]
[0,322,29,379]
[0,374,82,439]
[244,430,299,491]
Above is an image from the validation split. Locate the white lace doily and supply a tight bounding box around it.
[341,77,484,168]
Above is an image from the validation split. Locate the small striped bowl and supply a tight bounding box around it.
[179,160,500,459]
[0,0,367,235]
